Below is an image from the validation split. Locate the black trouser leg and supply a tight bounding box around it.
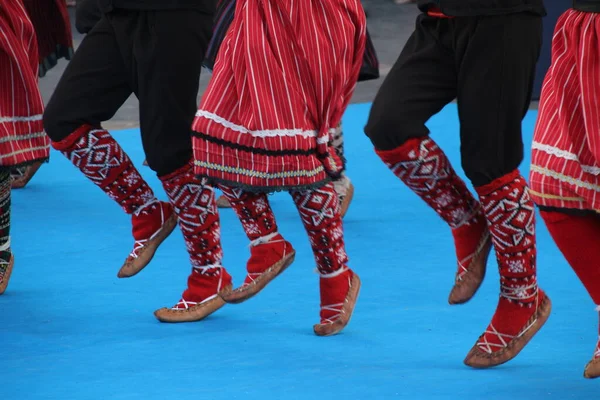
[455,13,543,187]
[132,10,213,177]
[43,15,132,141]
[364,14,457,151]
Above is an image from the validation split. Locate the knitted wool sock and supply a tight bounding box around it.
[291,182,352,323]
[161,164,231,306]
[52,125,156,214]
[475,170,541,353]
[376,137,489,288]
[219,184,291,285]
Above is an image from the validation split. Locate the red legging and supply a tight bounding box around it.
[540,210,600,304]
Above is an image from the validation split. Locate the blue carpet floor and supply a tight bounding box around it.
[1,103,597,399]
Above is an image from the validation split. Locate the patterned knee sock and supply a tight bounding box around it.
[161,164,230,303]
[0,169,10,265]
[291,182,347,275]
[376,137,488,283]
[218,184,290,284]
[475,170,540,352]
[291,183,353,323]
[218,185,278,241]
[52,125,156,214]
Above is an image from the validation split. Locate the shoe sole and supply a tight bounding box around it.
[0,255,15,295]
[153,284,233,323]
[220,250,296,304]
[117,213,178,278]
[463,292,552,368]
[313,273,361,337]
[584,358,600,379]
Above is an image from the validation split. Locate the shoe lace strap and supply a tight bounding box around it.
[129,239,148,258]
[317,266,348,278]
[249,232,281,247]
[500,282,537,302]
[317,267,351,323]
[456,231,489,281]
[133,198,160,217]
[191,264,225,290]
[192,264,223,274]
[477,290,541,353]
[129,206,168,258]
[320,302,345,324]
[476,323,517,354]
[173,293,220,310]
[174,298,199,310]
[476,316,538,354]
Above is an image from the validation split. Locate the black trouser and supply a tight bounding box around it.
[43,8,212,177]
[364,12,542,187]
[75,0,101,34]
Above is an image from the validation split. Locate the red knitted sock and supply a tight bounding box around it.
[376,137,488,290]
[161,164,232,306]
[475,171,541,353]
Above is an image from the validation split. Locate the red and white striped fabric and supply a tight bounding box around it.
[192,0,366,191]
[0,0,49,168]
[530,9,600,213]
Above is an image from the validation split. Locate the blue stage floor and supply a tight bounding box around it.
[1,103,597,399]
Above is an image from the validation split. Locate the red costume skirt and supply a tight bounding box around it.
[22,0,74,77]
[0,0,49,167]
[192,0,366,191]
[530,9,600,213]
[203,0,379,82]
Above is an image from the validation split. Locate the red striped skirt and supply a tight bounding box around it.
[22,0,74,77]
[530,9,600,213]
[203,0,379,82]
[0,1,49,167]
[192,0,366,191]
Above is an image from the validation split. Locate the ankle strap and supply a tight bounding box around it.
[319,266,349,278]
[249,232,280,247]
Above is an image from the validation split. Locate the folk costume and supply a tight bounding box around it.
[43,1,219,309]
[530,0,600,379]
[205,0,380,217]
[156,0,366,336]
[0,0,51,293]
[364,0,551,367]
[10,0,74,189]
